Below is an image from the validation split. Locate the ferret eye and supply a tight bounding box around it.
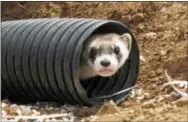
[90,47,97,58]
[114,46,120,55]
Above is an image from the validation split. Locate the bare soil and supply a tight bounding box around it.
[1,2,188,121]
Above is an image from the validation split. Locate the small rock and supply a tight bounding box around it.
[89,115,99,121]
[16,109,22,116]
[2,103,8,108]
[160,7,166,12]
[62,117,71,122]
[129,89,136,98]
[2,110,7,116]
[32,109,41,115]
[122,100,138,108]
[122,15,131,23]
[97,100,120,115]
[11,104,17,107]
[144,32,157,40]
[132,13,144,22]
[141,101,155,108]
[160,50,167,55]
[138,23,145,31]
[137,95,145,101]
[140,55,146,62]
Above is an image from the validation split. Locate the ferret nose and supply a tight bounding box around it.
[101,60,111,67]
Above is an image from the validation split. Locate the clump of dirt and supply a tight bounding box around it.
[1,2,188,121]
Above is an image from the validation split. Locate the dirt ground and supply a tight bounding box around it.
[1,2,188,121]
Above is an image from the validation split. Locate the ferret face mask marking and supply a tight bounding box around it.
[89,43,120,76]
[81,33,132,78]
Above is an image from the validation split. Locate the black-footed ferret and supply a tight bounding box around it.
[80,33,132,80]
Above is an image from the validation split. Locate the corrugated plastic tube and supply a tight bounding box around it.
[1,18,140,106]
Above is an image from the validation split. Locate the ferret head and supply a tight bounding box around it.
[82,33,132,77]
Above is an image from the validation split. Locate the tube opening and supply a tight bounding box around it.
[79,21,131,100]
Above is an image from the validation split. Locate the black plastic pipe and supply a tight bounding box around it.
[1,18,140,106]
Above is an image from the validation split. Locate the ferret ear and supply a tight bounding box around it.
[120,33,132,51]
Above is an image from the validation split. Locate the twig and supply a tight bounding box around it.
[161,70,188,98]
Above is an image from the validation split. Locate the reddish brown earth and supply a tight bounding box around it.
[1,2,188,121]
